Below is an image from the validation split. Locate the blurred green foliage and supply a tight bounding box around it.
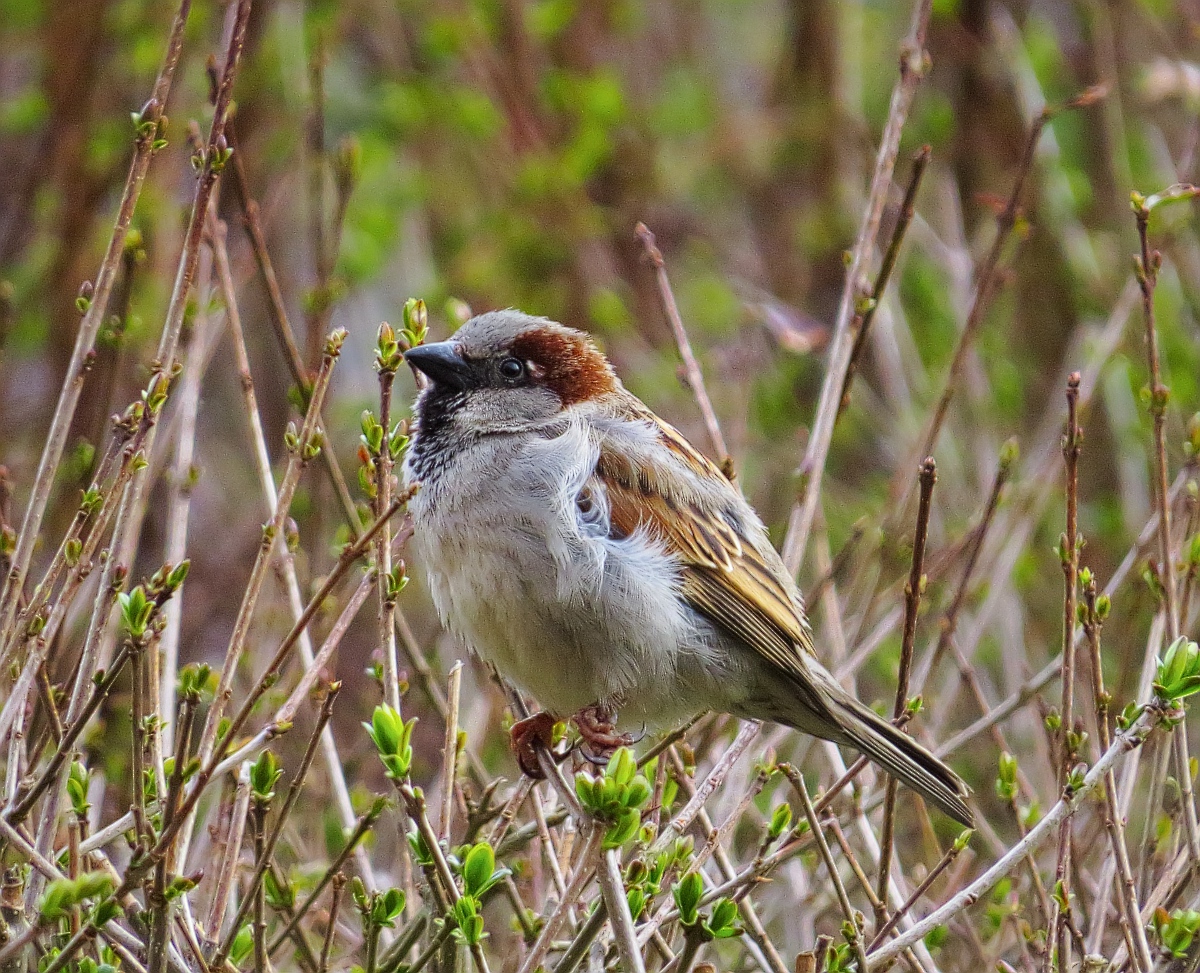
[1,4,1199,962]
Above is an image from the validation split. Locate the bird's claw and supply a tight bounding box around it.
[573,705,634,765]
[510,712,561,780]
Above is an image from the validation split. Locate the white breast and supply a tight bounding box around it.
[405,421,728,724]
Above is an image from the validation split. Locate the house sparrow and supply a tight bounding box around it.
[403,310,972,827]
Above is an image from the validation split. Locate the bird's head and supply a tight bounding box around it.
[405,310,619,436]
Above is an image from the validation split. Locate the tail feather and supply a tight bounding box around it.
[834,694,973,828]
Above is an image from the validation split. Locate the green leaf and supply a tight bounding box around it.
[228,924,253,966]
[39,873,113,921]
[607,747,636,786]
[364,705,416,779]
[603,808,641,849]
[673,872,703,926]
[768,802,792,839]
[462,843,496,896]
[250,750,283,801]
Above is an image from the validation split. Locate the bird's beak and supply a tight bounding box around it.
[404,342,471,390]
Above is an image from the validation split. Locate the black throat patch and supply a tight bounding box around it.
[406,386,469,484]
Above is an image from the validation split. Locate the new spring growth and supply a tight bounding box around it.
[402,298,428,350]
[326,327,349,357]
[250,750,283,803]
[130,97,168,151]
[1154,637,1200,705]
[117,559,190,640]
[351,878,406,934]
[673,871,743,942]
[39,873,113,923]
[1131,183,1200,217]
[442,842,511,945]
[385,560,409,602]
[176,662,214,703]
[263,868,294,912]
[623,838,692,920]
[768,801,792,840]
[996,752,1019,802]
[574,747,652,849]
[365,704,417,779]
[1154,907,1200,959]
[118,586,154,639]
[359,411,410,498]
[1185,413,1200,458]
[376,322,403,373]
[227,925,253,968]
[1077,568,1113,628]
[191,133,232,175]
[141,372,170,416]
[76,280,93,315]
[67,760,90,817]
[284,422,324,461]
[334,135,362,198]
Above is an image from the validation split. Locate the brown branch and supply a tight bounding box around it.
[875,458,935,931]
[1047,372,1082,973]
[635,222,730,471]
[838,145,931,419]
[780,0,934,574]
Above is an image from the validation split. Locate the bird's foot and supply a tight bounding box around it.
[510,712,560,779]
[573,705,635,765]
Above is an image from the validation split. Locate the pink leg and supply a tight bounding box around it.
[510,712,558,779]
[573,704,633,762]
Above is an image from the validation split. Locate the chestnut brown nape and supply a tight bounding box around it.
[509,328,617,405]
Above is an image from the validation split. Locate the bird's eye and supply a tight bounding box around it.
[499,358,525,379]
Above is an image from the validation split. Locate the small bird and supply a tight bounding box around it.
[403,310,972,827]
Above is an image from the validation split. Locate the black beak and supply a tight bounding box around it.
[405,342,471,390]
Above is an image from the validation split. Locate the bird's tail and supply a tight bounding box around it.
[831,692,973,828]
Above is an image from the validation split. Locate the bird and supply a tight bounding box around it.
[402,309,973,827]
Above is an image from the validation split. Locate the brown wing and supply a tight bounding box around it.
[594,414,818,683]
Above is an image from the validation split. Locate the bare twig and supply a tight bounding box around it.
[1046,373,1082,973]
[1083,577,1153,972]
[597,846,647,973]
[781,0,933,574]
[876,458,935,928]
[635,222,729,470]
[0,0,193,651]
[440,661,463,843]
[210,217,378,887]
[1134,186,1200,864]
[838,145,931,418]
[784,765,870,973]
[868,704,1161,969]
[212,686,341,967]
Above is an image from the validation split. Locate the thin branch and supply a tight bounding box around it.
[0,0,193,650]
[635,222,729,470]
[780,0,933,574]
[783,765,870,973]
[516,825,603,973]
[876,457,935,928]
[1047,373,1083,973]
[867,704,1161,969]
[212,685,341,966]
[210,216,379,887]
[1083,578,1153,972]
[838,145,931,418]
[1134,187,1200,864]
[597,846,647,973]
[440,661,463,843]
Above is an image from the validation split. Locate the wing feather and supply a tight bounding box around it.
[593,412,817,682]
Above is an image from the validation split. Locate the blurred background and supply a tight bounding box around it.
[1,0,1200,960]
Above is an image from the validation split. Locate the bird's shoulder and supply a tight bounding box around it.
[578,393,817,667]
